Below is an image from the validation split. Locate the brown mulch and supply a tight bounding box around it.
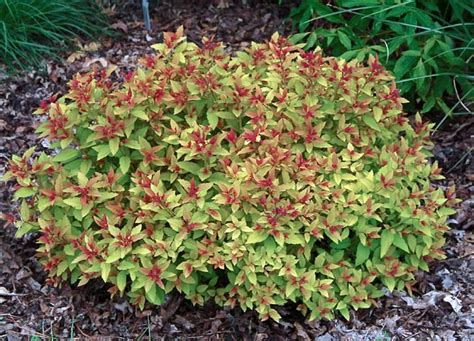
[0,1,473,339]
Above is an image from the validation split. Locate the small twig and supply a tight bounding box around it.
[447,147,473,173]
[181,330,236,339]
[410,323,451,330]
[75,324,93,339]
[0,292,28,297]
[444,117,474,142]
[439,252,474,262]
[194,316,226,325]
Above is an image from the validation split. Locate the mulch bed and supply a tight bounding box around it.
[0,1,473,339]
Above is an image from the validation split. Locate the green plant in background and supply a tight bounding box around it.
[0,0,110,72]
[2,29,457,321]
[287,0,473,114]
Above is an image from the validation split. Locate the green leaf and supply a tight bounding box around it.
[63,197,83,209]
[383,277,396,292]
[207,111,218,129]
[421,96,436,113]
[437,207,457,217]
[339,307,350,321]
[401,50,421,57]
[355,243,370,266]
[362,114,380,131]
[14,187,36,199]
[20,200,30,221]
[413,59,427,93]
[94,145,111,161]
[393,233,410,253]
[305,32,318,50]
[288,32,310,45]
[131,107,149,120]
[407,234,417,252]
[57,261,69,275]
[106,250,123,263]
[109,137,120,156]
[177,161,201,175]
[337,31,352,50]
[214,111,235,119]
[380,230,394,257]
[117,271,127,292]
[101,262,111,282]
[119,156,131,174]
[168,218,182,231]
[393,55,418,79]
[373,107,383,122]
[15,223,36,238]
[53,149,80,163]
[246,231,268,244]
[268,308,281,321]
[286,234,305,244]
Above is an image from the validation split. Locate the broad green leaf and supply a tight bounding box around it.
[362,114,380,131]
[131,107,149,120]
[288,32,310,45]
[94,145,111,161]
[57,261,69,276]
[286,234,305,244]
[119,156,131,174]
[373,107,383,122]
[337,31,351,49]
[15,223,36,238]
[106,250,123,263]
[168,218,182,231]
[14,187,36,199]
[53,149,80,163]
[101,262,111,282]
[407,234,417,252]
[177,161,201,175]
[109,137,120,156]
[413,59,427,93]
[355,243,370,266]
[339,307,350,321]
[393,233,410,253]
[383,277,396,292]
[117,271,127,292]
[380,230,394,257]
[394,55,418,79]
[247,231,268,244]
[437,207,457,217]
[63,197,83,209]
[207,111,218,129]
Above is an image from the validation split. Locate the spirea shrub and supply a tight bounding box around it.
[3,28,457,321]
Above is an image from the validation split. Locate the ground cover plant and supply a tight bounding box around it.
[286,0,473,114]
[2,28,457,322]
[0,0,109,72]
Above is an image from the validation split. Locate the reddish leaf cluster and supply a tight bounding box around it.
[2,28,457,321]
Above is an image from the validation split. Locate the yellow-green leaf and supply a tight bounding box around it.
[363,114,380,131]
[53,149,80,163]
[119,155,131,174]
[380,230,394,257]
[247,231,268,244]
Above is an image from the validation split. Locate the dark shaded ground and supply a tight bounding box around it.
[1,1,473,339]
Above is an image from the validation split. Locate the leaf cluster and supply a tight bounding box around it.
[2,29,456,321]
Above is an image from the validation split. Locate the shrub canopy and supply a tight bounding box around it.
[4,28,455,321]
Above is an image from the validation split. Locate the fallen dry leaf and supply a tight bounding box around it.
[112,21,128,33]
[67,51,85,63]
[0,286,11,296]
[83,42,101,52]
